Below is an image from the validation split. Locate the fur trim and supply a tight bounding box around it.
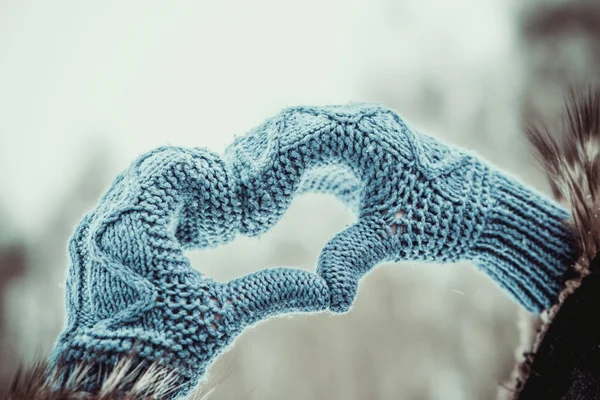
[0,354,225,400]
[526,85,600,261]
[501,84,600,398]
[0,357,184,400]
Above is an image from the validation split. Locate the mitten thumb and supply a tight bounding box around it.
[224,268,331,327]
[317,216,400,313]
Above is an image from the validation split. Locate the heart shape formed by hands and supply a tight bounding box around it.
[51,104,574,399]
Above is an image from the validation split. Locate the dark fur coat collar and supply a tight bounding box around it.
[511,85,600,399]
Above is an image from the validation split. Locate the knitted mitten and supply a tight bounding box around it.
[51,147,330,399]
[52,103,576,398]
[225,103,576,313]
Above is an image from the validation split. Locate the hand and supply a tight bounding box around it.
[225,104,575,313]
[52,147,329,399]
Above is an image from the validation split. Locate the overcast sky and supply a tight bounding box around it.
[0,0,517,234]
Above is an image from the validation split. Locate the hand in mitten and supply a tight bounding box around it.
[225,103,576,313]
[52,103,577,399]
[51,147,330,399]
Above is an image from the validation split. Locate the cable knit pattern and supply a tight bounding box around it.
[52,103,575,399]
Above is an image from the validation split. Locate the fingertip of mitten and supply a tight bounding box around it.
[317,263,359,314]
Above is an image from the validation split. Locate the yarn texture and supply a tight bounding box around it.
[51,103,575,398]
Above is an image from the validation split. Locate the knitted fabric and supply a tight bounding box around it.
[225,104,575,312]
[52,103,575,398]
[51,147,331,398]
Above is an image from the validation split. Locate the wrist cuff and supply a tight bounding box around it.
[471,171,576,312]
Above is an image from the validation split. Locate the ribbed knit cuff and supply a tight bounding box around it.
[470,171,577,312]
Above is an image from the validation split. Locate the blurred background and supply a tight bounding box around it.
[1,0,599,398]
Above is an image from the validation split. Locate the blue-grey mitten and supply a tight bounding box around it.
[51,147,330,399]
[51,103,576,399]
[225,103,576,313]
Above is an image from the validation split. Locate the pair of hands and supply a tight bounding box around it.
[53,104,573,398]
[75,104,476,325]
